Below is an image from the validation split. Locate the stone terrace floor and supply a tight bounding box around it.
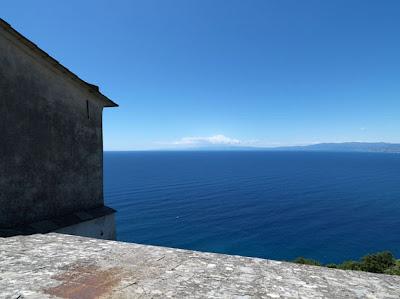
[1,233,400,298]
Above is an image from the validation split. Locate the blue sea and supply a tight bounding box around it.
[104,151,400,264]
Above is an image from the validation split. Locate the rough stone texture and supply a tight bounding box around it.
[1,233,399,298]
[0,20,116,228]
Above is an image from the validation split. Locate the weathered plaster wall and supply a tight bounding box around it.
[55,213,116,240]
[0,26,106,227]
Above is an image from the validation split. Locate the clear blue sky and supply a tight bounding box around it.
[3,1,400,150]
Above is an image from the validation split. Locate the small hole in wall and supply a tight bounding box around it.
[86,100,90,119]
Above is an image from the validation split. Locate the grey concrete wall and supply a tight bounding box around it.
[0,27,107,227]
[2,233,400,298]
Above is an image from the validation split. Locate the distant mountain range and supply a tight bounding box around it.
[182,142,400,153]
[270,142,400,153]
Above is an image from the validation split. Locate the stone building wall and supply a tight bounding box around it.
[0,25,107,228]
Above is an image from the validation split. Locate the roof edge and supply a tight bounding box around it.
[0,18,118,108]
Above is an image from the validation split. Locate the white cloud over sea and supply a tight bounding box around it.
[174,134,241,146]
[146,134,318,150]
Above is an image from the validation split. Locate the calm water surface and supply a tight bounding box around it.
[104,151,400,263]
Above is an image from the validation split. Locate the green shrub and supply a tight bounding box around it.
[292,251,400,276]
[359,251,396,273]
[293,257,321,266]
[338,260,362,271]
[325,263,337,268]
[384,260,400,275]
